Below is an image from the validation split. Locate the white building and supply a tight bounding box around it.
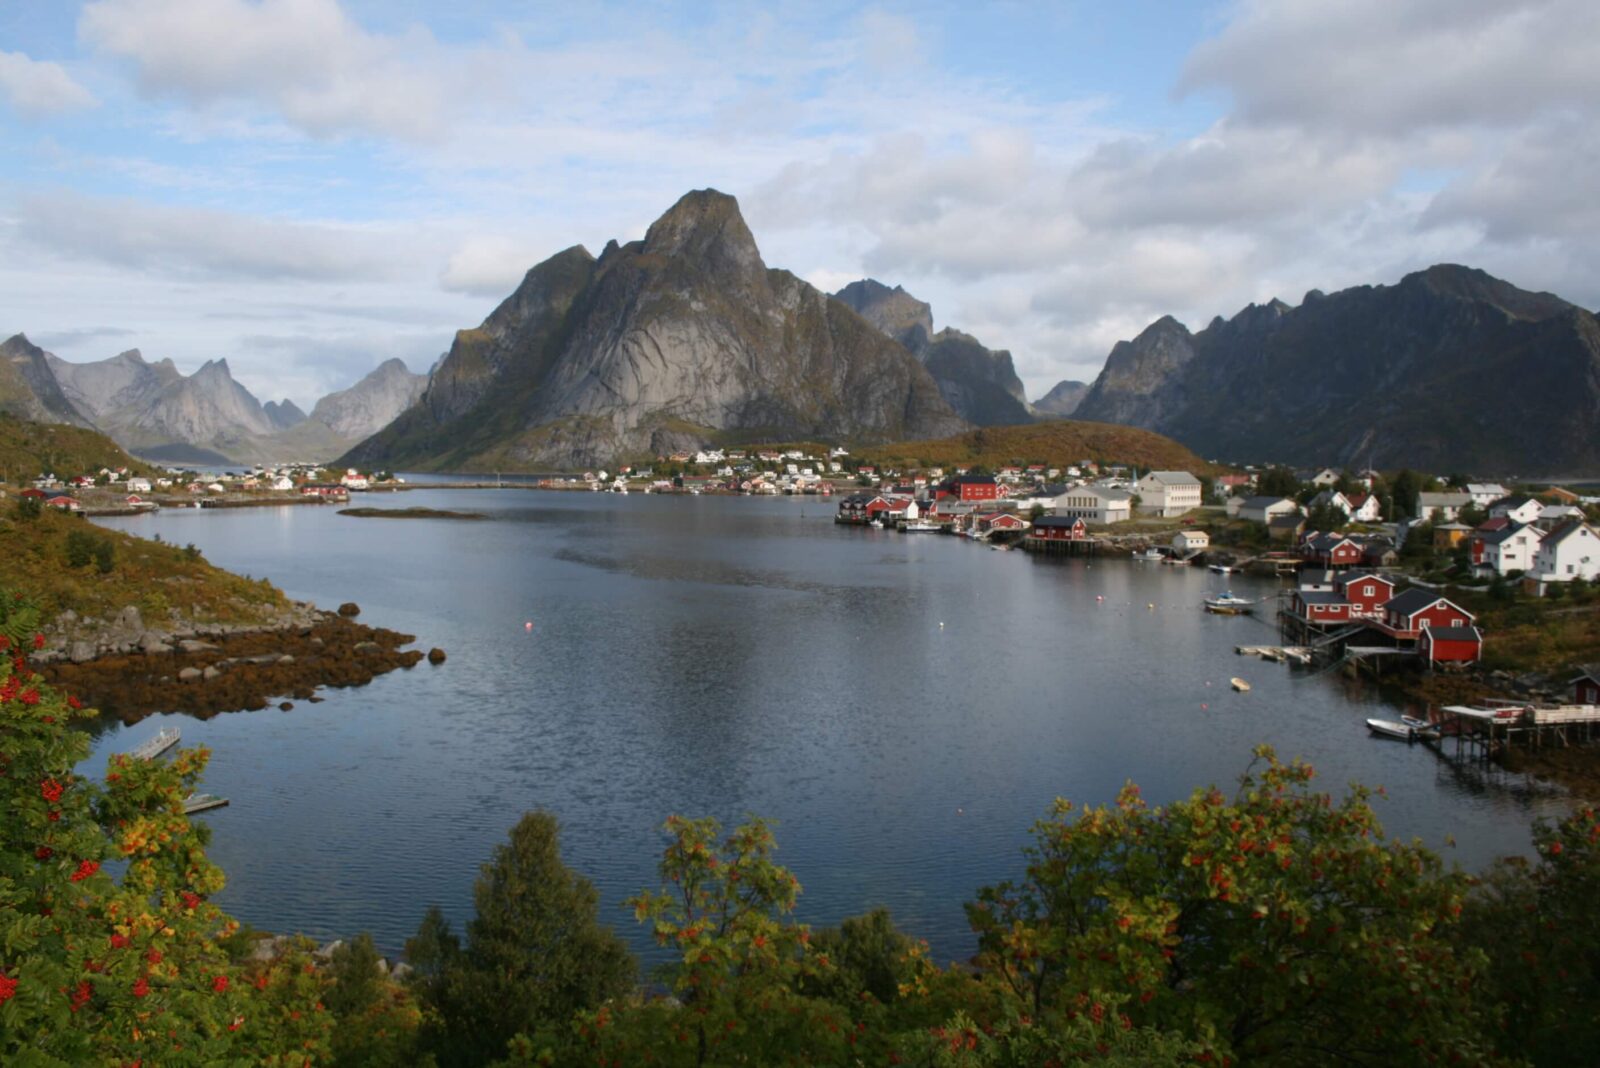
[1171,530,1210,554]
[1475,523,1543,577]
[126,477,152,493]
[1489,495,1543,525]
[1238,496,1300,524]
[1526,521,1600,592]
[1051,485,1133,525]
[1417,491,1473,523]
[1135,471,1204,517]
[1465,483,1509,508]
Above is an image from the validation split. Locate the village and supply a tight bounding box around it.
[6,448,1599,733]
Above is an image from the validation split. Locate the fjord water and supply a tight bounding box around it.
[91,493,1567,959]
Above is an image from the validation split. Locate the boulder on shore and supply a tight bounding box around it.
[337,602,361,617]
[427,647,447,664]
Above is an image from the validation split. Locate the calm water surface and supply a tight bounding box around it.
[90,492,1569,960]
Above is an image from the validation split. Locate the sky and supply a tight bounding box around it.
[2,0,1597,410]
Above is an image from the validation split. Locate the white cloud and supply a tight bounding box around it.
[439,236,547,298]
[1180,0,1600,136]
[16,191,404,282]
[0,50,97,117]
[79,0,478,140]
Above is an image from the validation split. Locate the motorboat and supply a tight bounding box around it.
[1136,548,1164,561]
[1230,677,1251,692]
[1209,564,1234,574]
[1203,592,1255,614]
[1366,717,1417,741]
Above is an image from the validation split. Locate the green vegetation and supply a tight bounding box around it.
[0,503,283,624]
[856,419,1221,477]
[0,413,155,484]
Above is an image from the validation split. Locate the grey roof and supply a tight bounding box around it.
[1424,626,1481,643]
[1479,521,1538,545]
[1386,588,1469,620]
[1268,515,1306,529]
[1571,664,1600,683]
[1243,495,1296,509]
[1034,515,1084,528]
[1542,519,1597,546]
[1418,491,1471,507]
[1143,470,1202,486]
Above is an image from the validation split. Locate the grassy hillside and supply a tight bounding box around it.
[0,504,284,625]
[855,419,1223,475]
[0,414,157,483]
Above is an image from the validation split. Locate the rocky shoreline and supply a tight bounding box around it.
[37,602,437,724]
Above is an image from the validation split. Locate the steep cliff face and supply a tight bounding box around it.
[1073,265,1600,474]
[306,358,424,440]
[346,190,965,470]
[46,348,182,421]
[0,334,93,426]
[832,279,1032,426]
[1033,379,1088,417]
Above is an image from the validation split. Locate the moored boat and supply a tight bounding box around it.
[903,521,940,532]
[1203,592,1255,614]
[1230,677,1251,692]
[1366,717,1416,740]
[1208,563,1234,574]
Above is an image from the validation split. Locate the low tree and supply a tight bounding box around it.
[965,746,1497,1065]
[0,590,328,1064]
[407,811,633,1066]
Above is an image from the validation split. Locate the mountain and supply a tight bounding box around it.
[26,337,426,463]
[1033,379,1088,417]
[1071,265,1600,475]
[262,399,306,430]
[0,334,93,427]
[345,190,966,471]
[857,419,1217,477]
[832,279,1032,426]
[307,358,425,441]
[46,347,182,421]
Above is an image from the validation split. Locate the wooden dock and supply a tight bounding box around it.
[125,727,180,762]
[182,794,230,815]
[1235,645,1313,665]
[1435,702,1600,764]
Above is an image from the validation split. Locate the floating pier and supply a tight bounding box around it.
[124,727,181,762]
[1435,702,1600,765]
[183,794,230,815]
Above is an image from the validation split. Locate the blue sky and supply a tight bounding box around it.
[2,1,1597,409]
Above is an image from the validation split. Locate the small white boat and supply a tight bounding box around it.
[903,521,940,532]
[1230,677,1251,692]
[1209,564,1234,574]
[1203,592,1255,615]
[1366,717,1416,741]
[869,518,884,528]
[1136,548,1164,561]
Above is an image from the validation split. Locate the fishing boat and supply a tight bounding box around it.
[1230,677,1251,692]
[1136,548,1164,561]
[1203,592,1255,615]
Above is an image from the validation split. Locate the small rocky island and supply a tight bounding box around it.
[338,506,488,520]
[38,601,431,723]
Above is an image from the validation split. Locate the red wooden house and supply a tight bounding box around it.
[1293,590,1352,624]
[1031,516,1087,541]
[935,474,998,503]
[1573,665,1600,705]
[1301,532,1365,567]
[974,511,1028,534]
[1419,625,1484,664]
[18,488,47,500]
[46,495,81,512]
[1379,589,1475,638]
[1333,572,1396,618]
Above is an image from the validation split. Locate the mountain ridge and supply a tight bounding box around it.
[1072,264,1600,474]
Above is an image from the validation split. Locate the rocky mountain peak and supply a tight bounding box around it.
[1034,379,1089,417]
[833,279,935,347]
[1402,263,1574,322]
[641,188,763,281]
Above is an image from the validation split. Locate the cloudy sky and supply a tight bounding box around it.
[2,0,1596,409]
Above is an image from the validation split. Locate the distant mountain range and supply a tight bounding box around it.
[345,190,967,471]
[1071,265,1600,476]
[0,334,425,465]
